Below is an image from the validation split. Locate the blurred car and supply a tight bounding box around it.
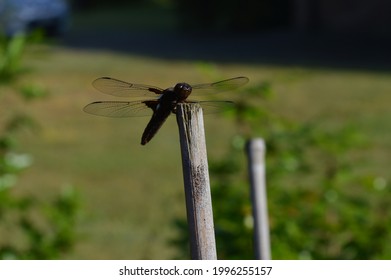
[0,0,69,36]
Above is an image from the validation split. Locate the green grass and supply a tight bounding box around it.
[4,6,390,259]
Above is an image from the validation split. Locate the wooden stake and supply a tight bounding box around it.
[246,138,271,260]
[176,103,217,260]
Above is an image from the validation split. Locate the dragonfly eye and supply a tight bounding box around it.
[174,82,192,94]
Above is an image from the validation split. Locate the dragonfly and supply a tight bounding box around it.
[83,76,249,145]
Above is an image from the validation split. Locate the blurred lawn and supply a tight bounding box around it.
[6,6,391,259]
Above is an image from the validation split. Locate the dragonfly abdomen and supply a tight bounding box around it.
[141,106,173,145]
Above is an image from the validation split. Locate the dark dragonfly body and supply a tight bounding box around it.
[140,82,192,145]
[84,77,248,145]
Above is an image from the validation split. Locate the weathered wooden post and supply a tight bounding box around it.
[176,102,217,260]
[246,138,271,260]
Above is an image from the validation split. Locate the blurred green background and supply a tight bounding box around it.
[1,0,390,259]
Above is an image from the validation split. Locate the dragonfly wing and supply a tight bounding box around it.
[92,77,163,98]
[191,76,249,96]
[83,100,158,117]
[185,101,234,114]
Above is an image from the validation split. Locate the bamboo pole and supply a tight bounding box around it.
[246,138,271,260]
[176,103,217,260]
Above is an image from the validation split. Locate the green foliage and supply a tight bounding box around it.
[0,40,79,259]
[0,34,26,83]
[172,75,391,259]
[19,84,49,101]
[0,91,79,259]
[0,185,79,259]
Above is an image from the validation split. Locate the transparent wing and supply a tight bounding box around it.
[92,77,164,98]
[190,76,249,96]
[84,100,233,118]
[187,101,235,114]
[83,101,157,118]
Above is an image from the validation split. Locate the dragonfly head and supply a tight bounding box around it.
[174,82,192,101]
